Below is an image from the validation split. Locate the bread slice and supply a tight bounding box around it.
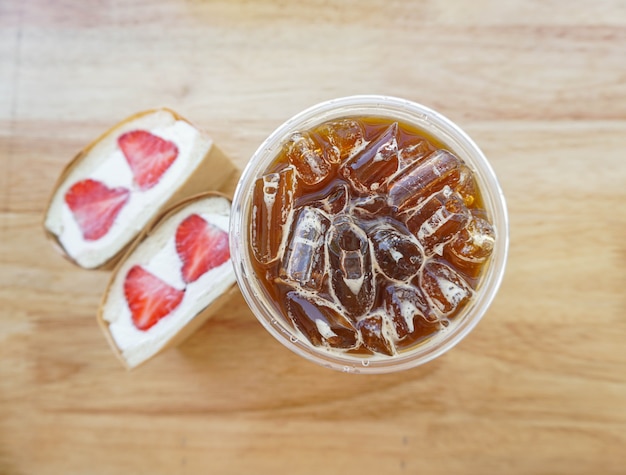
[43,108,239,269]
[98,192,237,369]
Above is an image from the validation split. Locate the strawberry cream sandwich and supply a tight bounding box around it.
[99,193,236,368]
[44,109,238,269]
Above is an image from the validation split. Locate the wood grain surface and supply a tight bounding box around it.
[1,1,626,474]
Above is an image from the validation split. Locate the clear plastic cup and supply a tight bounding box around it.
[230,95,509,374]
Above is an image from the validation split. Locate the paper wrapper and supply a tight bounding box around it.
[97,191,239,370]
[43,108,241,270]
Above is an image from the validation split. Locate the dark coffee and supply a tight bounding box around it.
[249,117,495,357]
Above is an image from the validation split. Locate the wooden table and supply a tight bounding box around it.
[1,1,625,473]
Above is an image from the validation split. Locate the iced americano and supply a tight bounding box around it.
[249,117,495,357]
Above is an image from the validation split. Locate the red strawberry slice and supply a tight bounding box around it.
[124,265,185,331]
[64,179,130,241]
[118,130,179,191]
[175,214,230,284]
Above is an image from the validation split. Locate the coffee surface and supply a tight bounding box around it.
[250,117,495,357]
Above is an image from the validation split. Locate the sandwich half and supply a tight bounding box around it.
[98,192,236,369]
[44,108,238,269]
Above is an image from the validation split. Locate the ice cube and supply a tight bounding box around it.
[317,119,365,162]
[351,194,392,221]
[382,283,437,340]
[327,215,375,318]
[455,165,478,207]
[286,291,358,349]
[285,132,331,185]
[368,220,423,281]
[308,182,349,215]
[402,186,470,255]
[357,313,396,356]
[398,138,432,170]
[280,207,330,291]
[444,212,495,278]
[251,166,296,264]
[340,122,399,193]
[420,260,473,315]
[388,149,463,211]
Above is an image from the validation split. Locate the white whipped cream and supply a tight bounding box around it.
[101,196,235,368]
[45,111,212,268]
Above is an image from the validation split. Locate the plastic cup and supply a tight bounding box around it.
[230,95,509,374]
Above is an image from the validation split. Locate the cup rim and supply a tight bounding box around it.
[230,95,509,374]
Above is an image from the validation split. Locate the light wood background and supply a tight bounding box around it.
[1,1,625,474]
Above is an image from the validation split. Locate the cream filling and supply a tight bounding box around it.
[45,117,210,268]
[101,197,235,368]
